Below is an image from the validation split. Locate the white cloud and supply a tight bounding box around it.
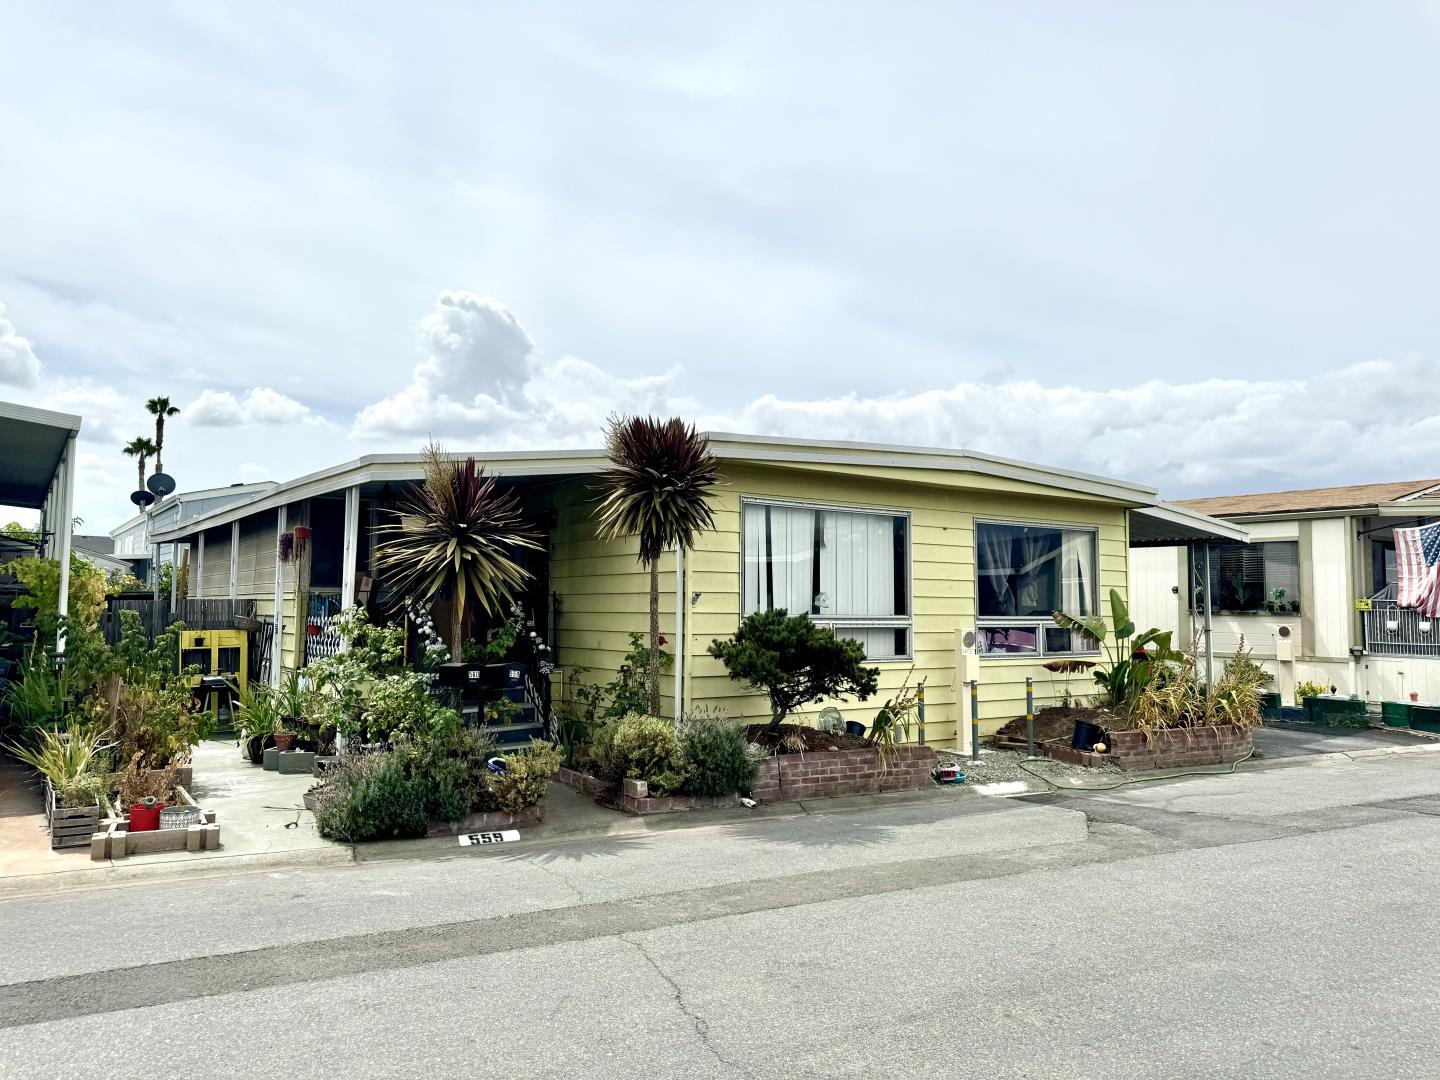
[351,290,691,446]
[711,356,1440,495]
[237,462,270,478]
[187,387,324,427]
[0,303,41,387]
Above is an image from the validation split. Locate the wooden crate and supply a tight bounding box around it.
[47,783,102,850]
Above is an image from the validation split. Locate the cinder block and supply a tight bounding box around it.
[277,751,317,775]
[186,825,205,852]
[622,777,648,799]
[262,747,279,771]
[90,832,109,861]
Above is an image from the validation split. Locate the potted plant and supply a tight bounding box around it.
[233,681,280,765]
[274,723,298,753]
[274,670,310,747]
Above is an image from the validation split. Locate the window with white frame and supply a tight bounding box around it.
[976,520,1099,657]
[741,499,911,660]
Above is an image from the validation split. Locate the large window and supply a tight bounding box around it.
[976,520,1098,657]
[1192,541,1301,614]
[741,499,911,660]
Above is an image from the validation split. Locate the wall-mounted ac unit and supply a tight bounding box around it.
[956,627,981,686]
[1274,623,1298,663]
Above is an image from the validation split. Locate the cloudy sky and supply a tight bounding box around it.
[3,2,1440,530]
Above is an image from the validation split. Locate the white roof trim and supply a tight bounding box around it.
[1131,502,1251,545]
[151,432,1206,544]
[0,400,83,431]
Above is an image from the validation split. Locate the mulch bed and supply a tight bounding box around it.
[745,723,871,753]
[995,704,1127,747]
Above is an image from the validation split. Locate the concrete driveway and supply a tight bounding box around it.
[1253,721,1437,761]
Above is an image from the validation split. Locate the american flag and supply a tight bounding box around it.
[1395,521,1440,617]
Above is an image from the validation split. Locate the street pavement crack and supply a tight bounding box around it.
[622,934,751,1080]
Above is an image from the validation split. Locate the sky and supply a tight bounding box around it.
[3,2,1440,531]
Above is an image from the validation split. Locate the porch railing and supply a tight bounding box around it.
[1362,585,1440,658]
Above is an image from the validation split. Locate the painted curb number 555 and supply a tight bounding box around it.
[459,830,520,847]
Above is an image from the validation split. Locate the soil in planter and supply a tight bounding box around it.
[996,704,1123,745]
[745,723,871,753]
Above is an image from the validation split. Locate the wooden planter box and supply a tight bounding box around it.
[92,786,220,861]
[46,782,102,850]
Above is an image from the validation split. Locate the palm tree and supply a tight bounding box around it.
[145,396,180,474]
[596,416,719,717]
[374,443,541,655]
[122,437,158,493]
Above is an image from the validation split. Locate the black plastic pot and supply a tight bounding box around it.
[1071,719,1104,751]
[844,720,867,738]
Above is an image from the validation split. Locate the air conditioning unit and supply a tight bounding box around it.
[956,627,982,686]
[1274,624,1297,663]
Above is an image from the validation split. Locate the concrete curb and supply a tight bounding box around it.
[0,845,356,901]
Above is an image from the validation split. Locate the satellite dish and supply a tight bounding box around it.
[130,489,156,507]
[147,471,176,497]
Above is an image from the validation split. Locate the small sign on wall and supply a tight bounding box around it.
[1355,598,1373,611]
[459,830,520,847]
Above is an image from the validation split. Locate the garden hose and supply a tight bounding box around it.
[1013,744,1256,794]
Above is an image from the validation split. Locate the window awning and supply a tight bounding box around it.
[1129,502,1249,547]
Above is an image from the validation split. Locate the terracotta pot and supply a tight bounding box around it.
[1411,692,1420,702]
[274,731,297,752]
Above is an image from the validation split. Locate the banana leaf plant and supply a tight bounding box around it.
[1053,588,1178,708]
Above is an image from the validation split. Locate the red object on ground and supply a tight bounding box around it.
[129,802,164,832]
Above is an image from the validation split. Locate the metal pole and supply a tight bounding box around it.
[1203,541,1215,699]
[916,683,925,745]
[1025,675,1035,758]
[969,679,979,763]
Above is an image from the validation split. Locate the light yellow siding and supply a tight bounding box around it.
[683,463,1130,746]
[549,479,680,718]
[200,526,231,598]
[548,462,1132,745]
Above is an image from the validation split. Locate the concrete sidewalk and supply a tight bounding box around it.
[0,737,348,899]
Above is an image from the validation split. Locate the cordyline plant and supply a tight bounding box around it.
[595,416,719,717]
[374,444,540,655]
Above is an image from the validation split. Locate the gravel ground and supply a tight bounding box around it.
[937,746,1123,788]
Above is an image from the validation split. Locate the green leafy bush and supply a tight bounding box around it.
[591,712,679,789]
[679,715,756,797]
[406,725,500,819]
[314,753,430,842]
[1295,679,1329,704]
[492,739,562,814]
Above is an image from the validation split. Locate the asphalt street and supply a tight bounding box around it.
[4,750,1440,1079]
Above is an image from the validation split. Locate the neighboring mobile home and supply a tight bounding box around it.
[1130,479,1440,705]
[110,481,277,586]
[150,433,1241,750]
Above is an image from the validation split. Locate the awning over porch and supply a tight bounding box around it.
[1128,501,1249,547]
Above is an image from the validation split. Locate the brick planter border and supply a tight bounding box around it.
[1044,724,1252,772]
[556,746,939,816]
[425,804,544,838]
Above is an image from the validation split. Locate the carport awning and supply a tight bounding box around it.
[1129,501,1249,547]
[0,401,82,508]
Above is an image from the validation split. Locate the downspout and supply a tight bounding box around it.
[673,543,685,725]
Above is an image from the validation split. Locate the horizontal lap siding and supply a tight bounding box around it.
[688,464,1129,745]
[549,480,679,718]
[199,526,231,598]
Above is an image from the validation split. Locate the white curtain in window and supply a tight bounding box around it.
[1015,530,1053,615]
[1061,530,1096,649]
[742,504,815,615]
[819,511,896,617]
[978,525,1016,616]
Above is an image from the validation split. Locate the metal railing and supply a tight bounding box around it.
[1362,585,1440,658]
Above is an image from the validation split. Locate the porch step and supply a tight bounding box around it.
[480,720,549,747]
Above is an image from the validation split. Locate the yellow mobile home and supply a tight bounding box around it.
[152,433,1242,749]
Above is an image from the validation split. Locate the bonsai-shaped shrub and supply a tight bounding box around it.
[491,739,563,814]
[708,609,879,732]
[679,714,756,797]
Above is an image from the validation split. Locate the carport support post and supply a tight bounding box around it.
[969,679,979,763]
[271,505,287,688]
[1204,540,1215,699]
[54,432,76,659]
[1025,676,1035,758]
[340,485,359,623]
